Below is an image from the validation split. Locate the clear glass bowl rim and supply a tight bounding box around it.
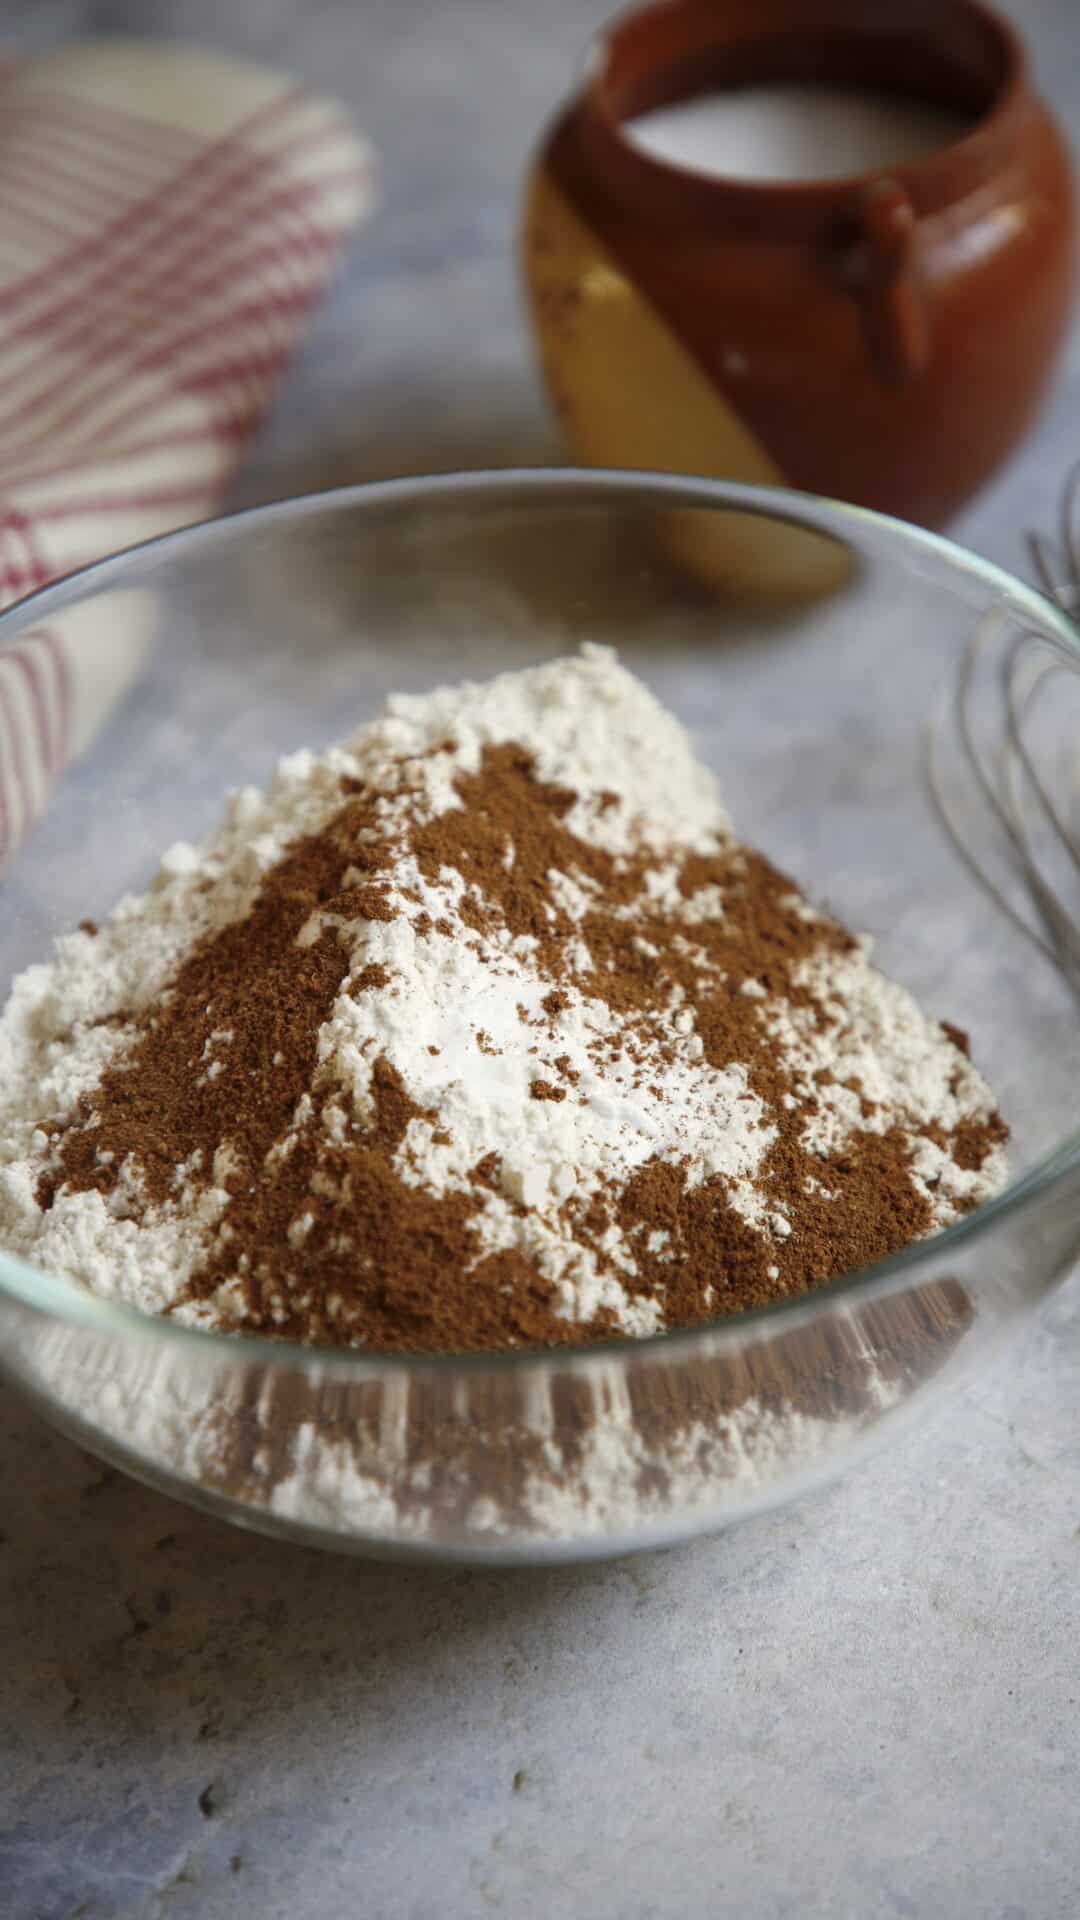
[1,464,1077,1379]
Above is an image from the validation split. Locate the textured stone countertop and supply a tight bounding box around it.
[2,2,1079,1916]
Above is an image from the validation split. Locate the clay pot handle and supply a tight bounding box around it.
[840,178,930,386]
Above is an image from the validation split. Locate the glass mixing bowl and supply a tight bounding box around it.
[2,471,1079,1564]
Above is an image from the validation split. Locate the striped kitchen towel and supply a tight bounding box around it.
[0,40,373,866]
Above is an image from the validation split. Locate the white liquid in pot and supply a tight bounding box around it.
[625,83,972,183]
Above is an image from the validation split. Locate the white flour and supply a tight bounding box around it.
[16,1310,911,1550]
[0,645,1004,1338]
[0,647,1003,1545]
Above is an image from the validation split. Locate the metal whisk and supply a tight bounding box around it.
[926,463,1080,993]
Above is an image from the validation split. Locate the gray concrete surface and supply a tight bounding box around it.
[1,3,1079,1915]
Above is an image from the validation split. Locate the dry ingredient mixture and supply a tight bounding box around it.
[0,646,1007,1354]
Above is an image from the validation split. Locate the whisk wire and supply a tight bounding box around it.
[926,638,1060,966]
[1061,460,1080,596]
[926,465,1080,991]
[1003,647,1080,876]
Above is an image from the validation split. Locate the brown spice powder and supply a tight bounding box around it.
[38,743,1006,1353]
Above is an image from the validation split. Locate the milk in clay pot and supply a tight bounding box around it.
[521,0,1074,601]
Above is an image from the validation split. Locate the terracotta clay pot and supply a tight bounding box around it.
[522,0,1074,590]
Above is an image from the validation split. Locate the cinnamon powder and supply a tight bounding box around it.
[36,742,1006,1353]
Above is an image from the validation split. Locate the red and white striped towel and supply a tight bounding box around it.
[0,40,373,866]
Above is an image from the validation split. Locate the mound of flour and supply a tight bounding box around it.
[0,645,1006,1354]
